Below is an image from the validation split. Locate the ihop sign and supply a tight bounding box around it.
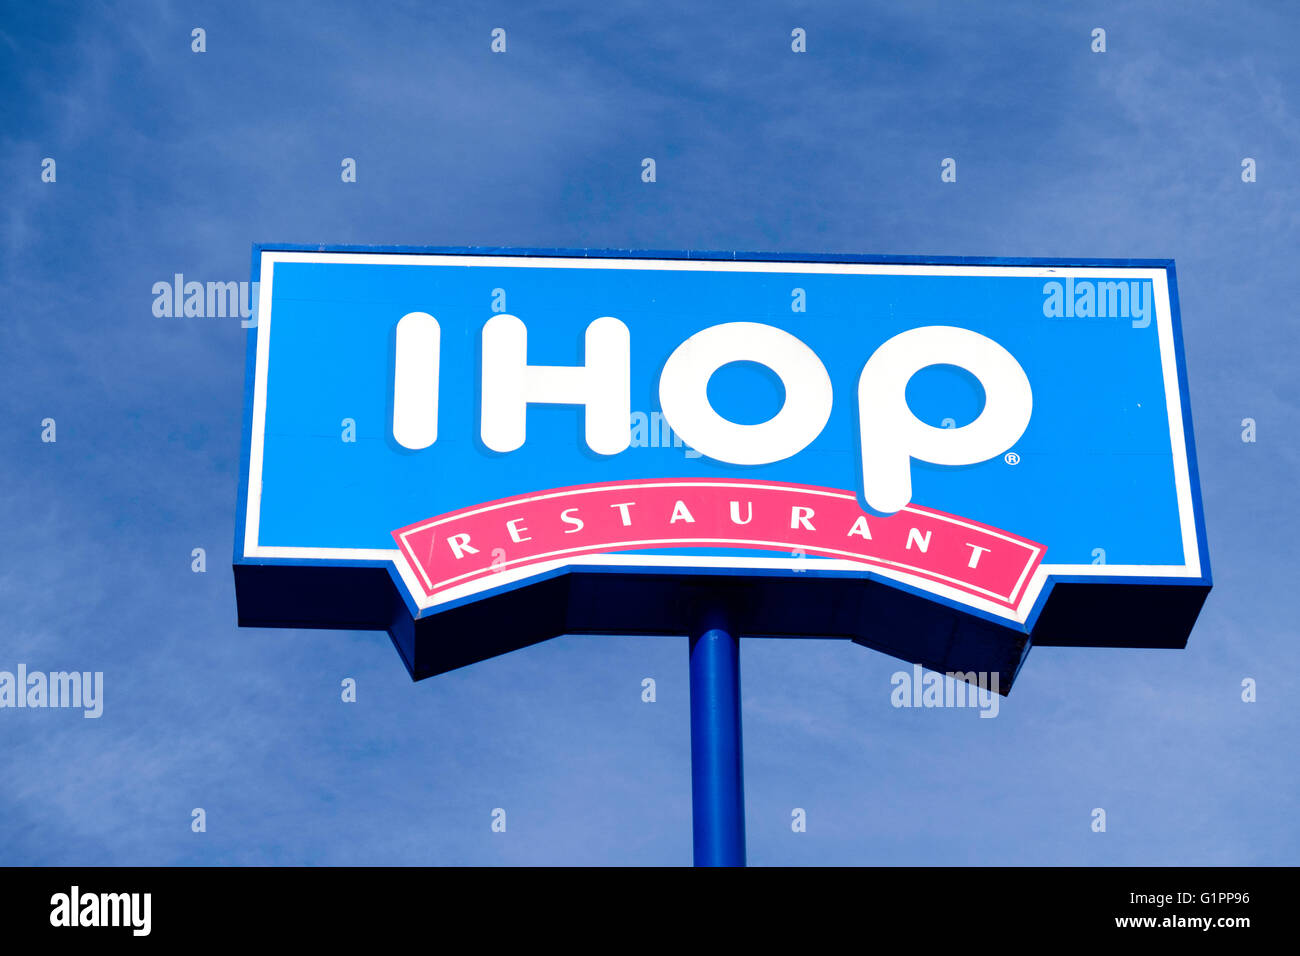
[234,247,1211,689]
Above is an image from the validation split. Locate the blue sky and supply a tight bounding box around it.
[1,0,1297,865]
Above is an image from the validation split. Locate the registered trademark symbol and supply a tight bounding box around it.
[1004,452,1020,465]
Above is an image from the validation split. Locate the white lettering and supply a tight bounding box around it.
[447,533,479,559]
[481,315,630,455]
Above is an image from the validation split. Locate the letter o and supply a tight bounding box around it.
[658,322,833,465]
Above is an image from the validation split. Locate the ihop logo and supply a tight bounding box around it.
[392,312,1032,515]
[235,248,1209,683]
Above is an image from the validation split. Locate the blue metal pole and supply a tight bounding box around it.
[689,615,746,866]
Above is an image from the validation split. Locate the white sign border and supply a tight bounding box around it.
[242,251,1201,625]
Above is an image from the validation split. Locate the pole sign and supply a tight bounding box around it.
[234,247,1211,691]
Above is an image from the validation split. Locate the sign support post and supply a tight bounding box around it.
[689,608,746,867]
[236,247,1213,867]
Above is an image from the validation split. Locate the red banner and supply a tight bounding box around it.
[393,479,1045,609]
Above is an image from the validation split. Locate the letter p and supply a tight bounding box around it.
[857,326,1031,514]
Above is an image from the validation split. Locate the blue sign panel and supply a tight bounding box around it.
[234,246,1210,691]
